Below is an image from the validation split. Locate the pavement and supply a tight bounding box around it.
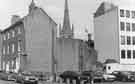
[1,80,135,84]
[0,80,18,84]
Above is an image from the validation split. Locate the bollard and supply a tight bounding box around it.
[91,79,94,84]
[67,78,70,84]
[72,79,76,84]
[59,78,63,84]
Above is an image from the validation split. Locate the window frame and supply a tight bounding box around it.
[121,36,125,45]
[132,23,135,31]
[127,50,131,59]
[121,50,126,59]
[126,23,130,31]
[120,22,125,31]
[12,30,15,37]
[133,50,135,59]
[126,10,130,18]
[12,44,15,53]
[132,11,135,18]
[127,36,131,45]
[120,9,125,17]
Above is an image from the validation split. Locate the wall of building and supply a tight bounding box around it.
[94,7,120,63]
[24,8,57,73]
[0,32,2,70]
[56,38,81,73]
[1,22,26,72]
[118,7,135,64]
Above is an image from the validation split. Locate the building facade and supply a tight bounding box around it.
[94,2,135,71]
[56,0,96,73]
[1,0,57,73]
[1,19,26,72]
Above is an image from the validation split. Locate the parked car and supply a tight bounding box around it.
[112,71,132,82]
[79,71,93,84]
[0,71,9,80]
[15,73,24,83]
[21,72,38,84]
[93,71,104,83]
[6,72,18,81]
[102,73,116,82]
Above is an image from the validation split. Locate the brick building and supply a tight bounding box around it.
[1,0,57,73]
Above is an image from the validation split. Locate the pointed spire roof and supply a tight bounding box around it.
[61,0,73,38]
[29,0,36,13]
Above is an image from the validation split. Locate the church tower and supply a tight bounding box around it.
[60,0,74,38]
[29,0,36,13]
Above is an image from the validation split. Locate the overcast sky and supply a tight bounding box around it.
[0,0,134,39]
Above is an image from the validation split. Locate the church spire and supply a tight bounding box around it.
[29,0,36,13]
[60,0,73,38]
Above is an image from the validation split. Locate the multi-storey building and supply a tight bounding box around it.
[1,0,57,73]
[94,2,135,71]
[1,16,26,72]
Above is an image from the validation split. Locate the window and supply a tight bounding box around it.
[132,23,135,31]
[120,9,124,17]
[127,36,131,45]
[120,22,125,31]
[3,46,5,55]
[12,30,15,37]
[7,32,10,39]
[7,45,9,54]
[132,11,135,18]
[126,10,130,18]
[126,23,130,31]
[12,44,15,53]
[3,62,5,70]
[108,66,111,70]
[121,36,125,45]
[3,34,6,40]
[133,36,135,45]
[18,41,21,52]
[133,50,135,59]
[127,50,131,59]
[18,27,21,34]
[121,50,126,58]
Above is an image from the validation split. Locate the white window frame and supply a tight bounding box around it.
[18,27,21,34]
[12,44,15,53]
[3,34,6,40]
[3,46,5,55]
[7,32,10,39]
[18,41,21,52]
[12,30,15,37]
[7,45,9,54]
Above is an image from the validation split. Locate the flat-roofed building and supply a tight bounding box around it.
[94,2,135,71]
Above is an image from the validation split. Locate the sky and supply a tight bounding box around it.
[0,0,135,39]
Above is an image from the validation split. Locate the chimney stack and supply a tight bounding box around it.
[11,15,20,25]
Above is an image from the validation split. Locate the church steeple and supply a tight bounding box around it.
[60,0,73,38]
[29,0,36,13]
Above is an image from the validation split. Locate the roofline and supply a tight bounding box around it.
[94,6,118,18]
[1,19,24,33]
[39,8,57,26]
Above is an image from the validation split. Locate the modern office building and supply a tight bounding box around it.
[94,2,135,71]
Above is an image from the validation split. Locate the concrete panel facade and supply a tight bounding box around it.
[24,7,57,73]
[56,38,81,73]
[94,7,120,63]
